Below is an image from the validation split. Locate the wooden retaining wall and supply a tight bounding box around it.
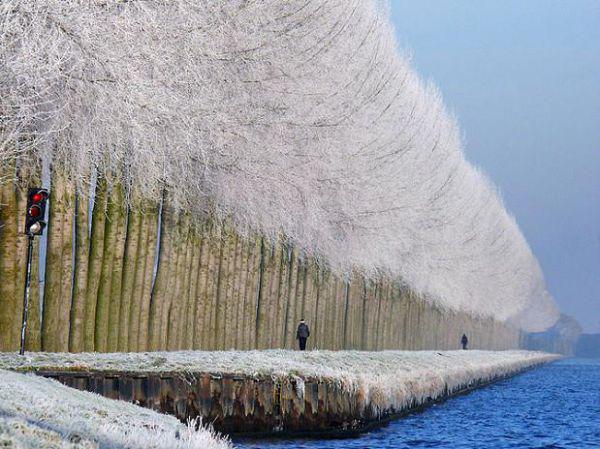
[0,165,521,352]
[31,363,546,437]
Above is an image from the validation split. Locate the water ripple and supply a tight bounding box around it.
[237,359,600,449]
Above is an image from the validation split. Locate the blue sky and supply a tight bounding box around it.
[389,0,600,332]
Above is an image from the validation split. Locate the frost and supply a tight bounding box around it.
[291,374,306,400]
[0,369,233,449]
[0,0,558,331]
[1,350,558,417]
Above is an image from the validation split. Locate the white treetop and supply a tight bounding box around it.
[0,0,559,331]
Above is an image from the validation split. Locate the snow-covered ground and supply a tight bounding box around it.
[0,369,233,449]
[1,350,558,417]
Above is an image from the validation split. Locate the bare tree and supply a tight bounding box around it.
[0,0,558,333]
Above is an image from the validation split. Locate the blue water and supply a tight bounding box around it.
[237,359,600,448]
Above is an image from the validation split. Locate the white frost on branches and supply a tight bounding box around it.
[0,0,559,331]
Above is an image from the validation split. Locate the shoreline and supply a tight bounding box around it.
[0,350,560,438]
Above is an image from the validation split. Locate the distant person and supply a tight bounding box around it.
[461,334,469,350]
[296,319,310,351]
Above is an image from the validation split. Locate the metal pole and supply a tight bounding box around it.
[19,234,34,355]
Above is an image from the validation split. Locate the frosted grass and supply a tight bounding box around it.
[1,350,559,416]
[0,369,233,449]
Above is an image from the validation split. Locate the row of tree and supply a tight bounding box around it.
[0,0,558,334]
[0,164,520,352]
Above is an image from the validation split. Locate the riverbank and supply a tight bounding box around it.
[0,350,559,438]
[237,358,600,448]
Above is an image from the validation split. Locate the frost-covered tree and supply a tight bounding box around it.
[0,0,559,332]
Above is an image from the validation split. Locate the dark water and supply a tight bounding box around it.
[237,359,600,449]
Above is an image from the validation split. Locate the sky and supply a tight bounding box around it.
[389,0,600,332]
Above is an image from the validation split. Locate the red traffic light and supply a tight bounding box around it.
[25,187,48,236]
[28,205,42,218]
[31,192,46,203]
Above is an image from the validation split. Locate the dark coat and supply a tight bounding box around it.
[461,334,468,344]
[297,323,310,339]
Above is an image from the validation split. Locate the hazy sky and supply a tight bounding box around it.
[389,0,600,332]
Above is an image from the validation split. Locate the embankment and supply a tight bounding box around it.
[0,369,232,449]
[1,350,559,437]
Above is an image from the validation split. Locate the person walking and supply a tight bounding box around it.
[461,333,469,350]
[296,319,310,351]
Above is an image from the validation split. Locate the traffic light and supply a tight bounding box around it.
[25,188,48,236]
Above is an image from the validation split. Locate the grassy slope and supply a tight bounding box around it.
[0,369,233,449]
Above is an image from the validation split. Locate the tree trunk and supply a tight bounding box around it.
[42,170,74,352]
[177,220,195,349]
[291,258,307,349]
[137,204,159,352]
[69,187,90,352]
[148,203,173,351]
[13,181,28,350]
[83,177,108,351]
[117,206,142,352]
[243,235,261,350]
[254,238,270,349]
[106,183,128,352]
[213,224,233,350]
[0,164,18,351]
[25,236,42,351]
[57,177,75,352]
[227,233,244,350]
[234,236,250,348]
[192,224,210,349]
[167,215,191,350]
[185,229,203,349]
[281,246,297,349]
[94,182,121,352]
[274,241,290,348]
